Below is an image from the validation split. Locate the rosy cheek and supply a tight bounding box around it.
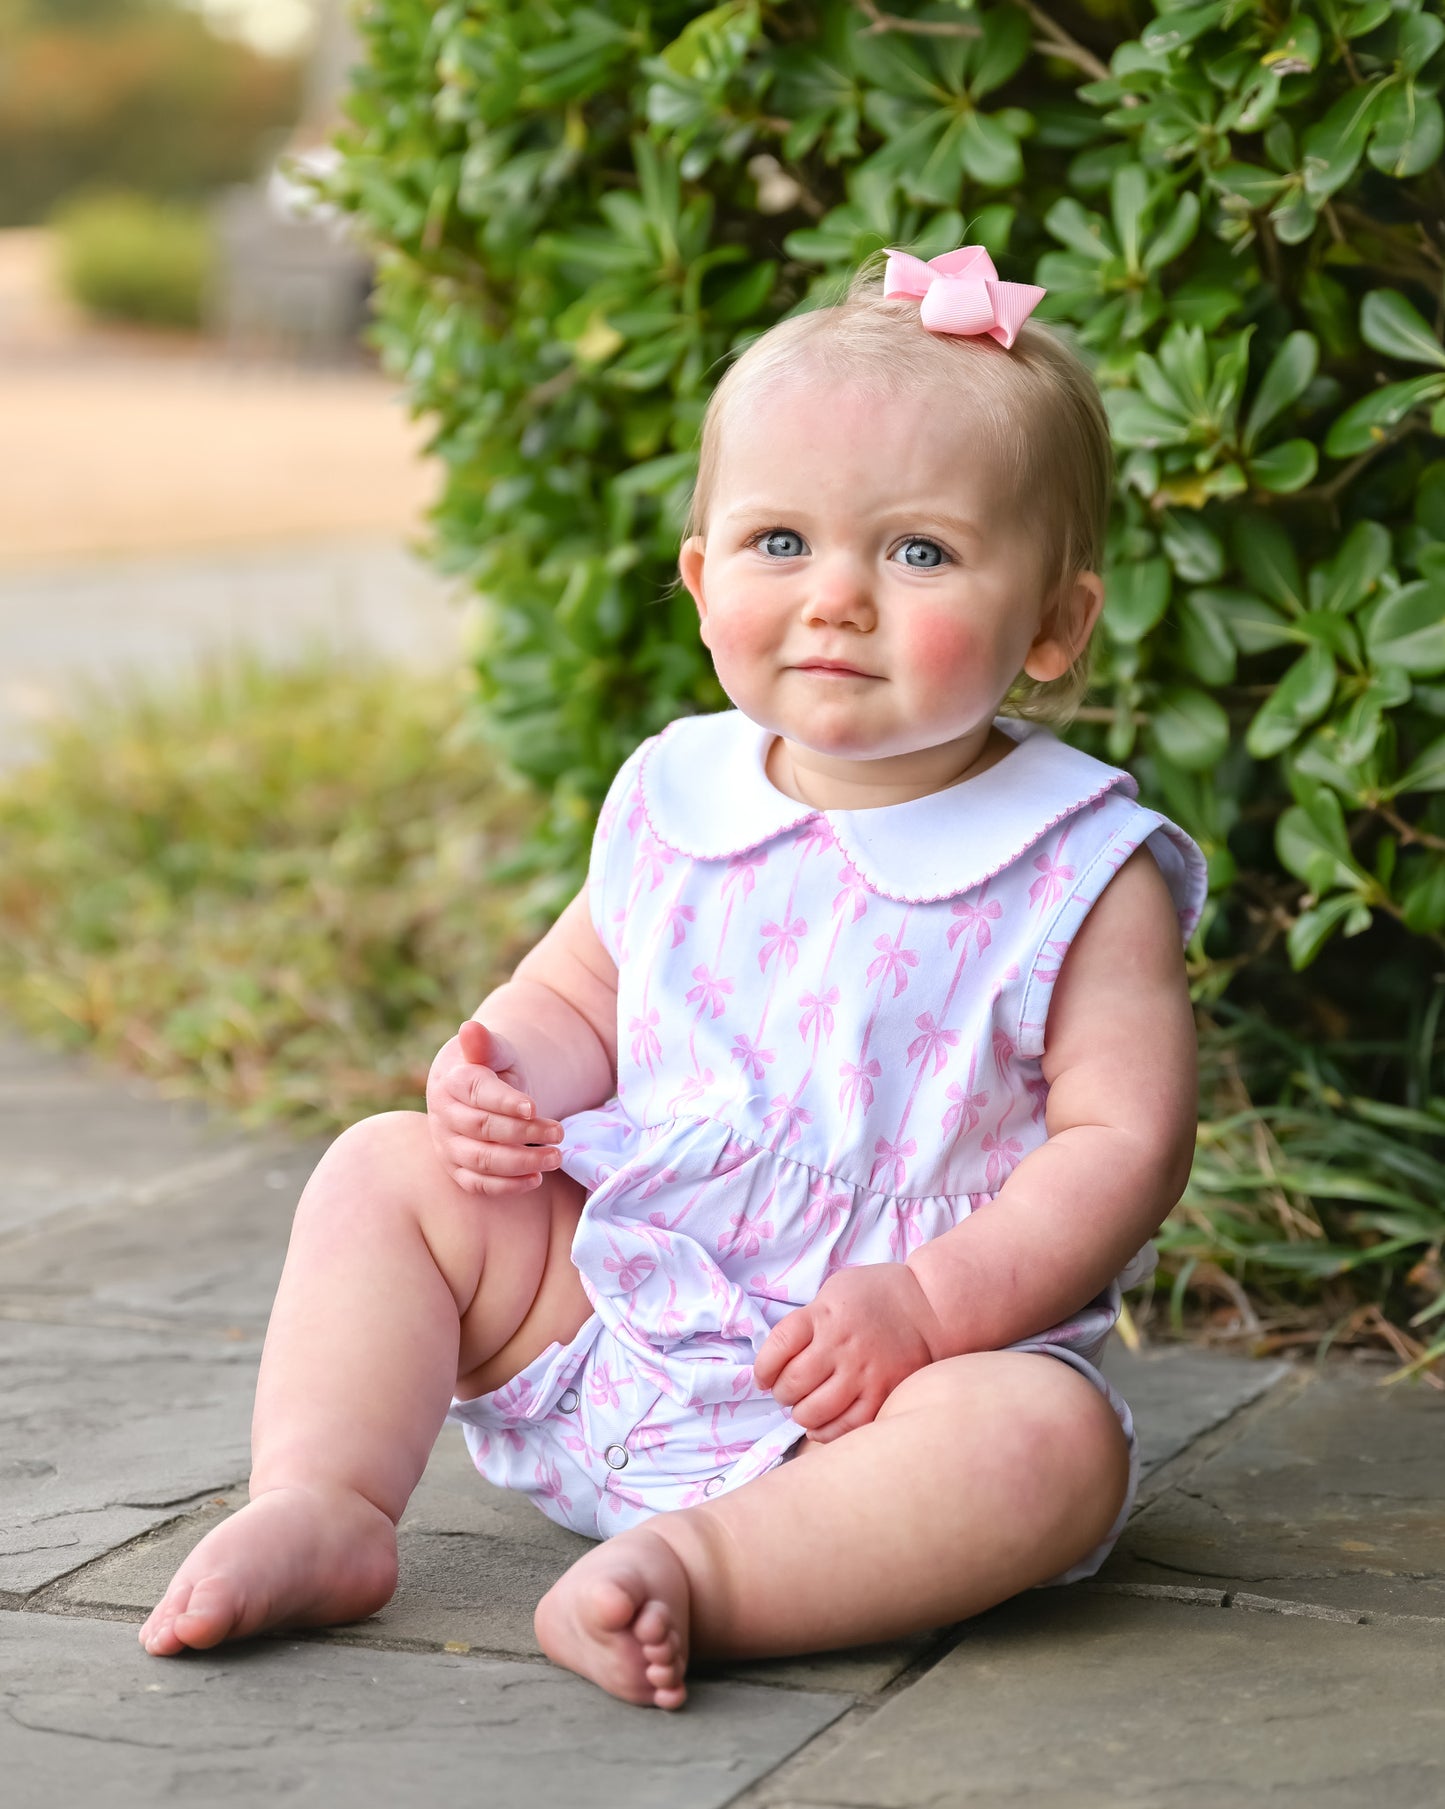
[903,606,975,676]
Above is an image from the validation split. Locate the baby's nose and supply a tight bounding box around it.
[804,557,875,626]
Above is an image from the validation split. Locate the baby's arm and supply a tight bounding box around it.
[757,846,1197,1437]
[907,844,1197,1352]
[427,889,619,1193]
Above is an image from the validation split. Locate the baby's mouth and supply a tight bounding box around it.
[793,660,878,679]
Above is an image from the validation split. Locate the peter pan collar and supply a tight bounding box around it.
[637,709,1139,905]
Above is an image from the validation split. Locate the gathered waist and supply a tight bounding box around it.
[563,1100,1000,1212]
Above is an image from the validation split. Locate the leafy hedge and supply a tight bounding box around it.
[327,2,1445,1054]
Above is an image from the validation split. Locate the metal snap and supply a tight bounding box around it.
[604,1444,629,1470]
[703,1475,725,1498]
[558,1389,580,1413]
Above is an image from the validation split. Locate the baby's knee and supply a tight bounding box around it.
[885,1352,1128,1516]
[314,1110,432,1195]
[294,1110,439,1238]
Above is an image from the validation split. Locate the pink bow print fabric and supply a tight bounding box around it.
[882,245,1046,350]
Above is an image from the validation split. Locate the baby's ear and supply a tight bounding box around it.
[679,536,709,632]
[1023,571,1104,682]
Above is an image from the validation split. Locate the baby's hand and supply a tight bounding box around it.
[425,1020,565,1197]
[754,1264,944,1443]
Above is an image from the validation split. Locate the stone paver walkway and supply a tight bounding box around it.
[4,1025,1442,1807]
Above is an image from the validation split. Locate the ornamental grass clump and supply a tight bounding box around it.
[0,657,544,1132]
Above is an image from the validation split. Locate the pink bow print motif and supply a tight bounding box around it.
[882,245,1046,350]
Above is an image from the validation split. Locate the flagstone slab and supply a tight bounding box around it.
[0,1320,255,1598]
[1098,1367,1445,1620]
[0,1610,850,1809]
[0,1135,320,1334]
[766,1589,1445,1808]
[0,1029,263,1241]
[1097,1341,1290,1481]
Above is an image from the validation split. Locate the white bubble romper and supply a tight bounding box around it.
[447,709,1207,1581]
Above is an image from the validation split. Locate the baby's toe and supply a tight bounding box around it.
[651,1676,687,1711]
[140,1582,194,1656]
[633,1599,674,1648]
[170,1575,246,1650]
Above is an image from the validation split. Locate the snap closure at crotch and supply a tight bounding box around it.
[703,1475,725,1498]
[604,1444,629,1470]
[558,1389,580,1413]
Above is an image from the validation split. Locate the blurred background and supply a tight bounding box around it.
[0,0,462,767]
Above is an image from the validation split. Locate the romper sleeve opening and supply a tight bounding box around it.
[1014,806,1208,1064]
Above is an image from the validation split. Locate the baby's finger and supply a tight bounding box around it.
[452,1168,544,1198]
[754,1307,813,1391]
[444,1101,564,1149]
[449,1135,564,1182]
[769,1344,836,1411]
[445,1065,538,1123]
[787,1369,857,1430]
[802,1394,874,1444]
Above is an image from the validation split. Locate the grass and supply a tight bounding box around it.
[0,654,547,1132]
[1145,1000,1445,1386]
[1,652,1441,1381]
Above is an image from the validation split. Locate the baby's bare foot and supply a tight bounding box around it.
[534,1527,691,1709]
[138,1483,398,1657]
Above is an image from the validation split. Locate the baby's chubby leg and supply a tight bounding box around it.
[140,1109,590,1655]
[535,1350,1129,1708]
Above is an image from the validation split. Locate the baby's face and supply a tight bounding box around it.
[679,374,1095,793]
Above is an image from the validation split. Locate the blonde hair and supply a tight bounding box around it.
[682,255,1114,726]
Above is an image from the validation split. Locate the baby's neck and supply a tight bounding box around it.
[765,725,1015,813]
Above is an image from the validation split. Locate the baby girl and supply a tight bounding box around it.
[141,246,1206,1708]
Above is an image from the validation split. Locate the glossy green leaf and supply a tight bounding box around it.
[1308,522,1393,615]
[1243,332,1318,449]
[1105,391,1197,448]
[1246,646,1338,757]
[1301,84,1378,200]
[1043,197,1114,261]
[1365,581,1445,674]
[1276,798,1365,891]
[1368,87,1444,179]
[1392,734,1445,794]
[970,3,1034,98]
[1142,190,1200,272]
[958,111,1024,187]
[1270,187,1319,246]
[1174,590,1238,683]
[1141,4,1227,55]
[1194,587,1299,653]
[1399,12,1445,75]
[1249,439,1318,493]
[1152,686,1232,768]
[1110,164,1151,270]
[1161,511,1225,582]
[1286,893,1366,969]
[1360,290,1445,369]
[1104,556,1172,642]
[1324,375,1445,457]
[1232,514,1303,612]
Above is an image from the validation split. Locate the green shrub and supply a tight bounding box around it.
[54,189,214,329]
[322,0,1445,1356]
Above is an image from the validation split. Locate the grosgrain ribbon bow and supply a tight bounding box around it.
[882,245,1045,350]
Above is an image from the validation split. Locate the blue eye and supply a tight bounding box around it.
[757,529,806,558]
[893,538,947,569]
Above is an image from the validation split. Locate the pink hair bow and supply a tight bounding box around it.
[882,245,1045,350]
